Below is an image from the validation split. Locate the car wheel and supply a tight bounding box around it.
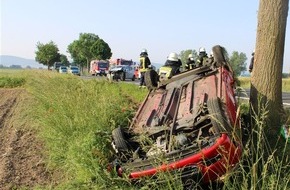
[145,69,159,90]
[207,98,230,134]
[112,127,128,152]
[212,45,226,66]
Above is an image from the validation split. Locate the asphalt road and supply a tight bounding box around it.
[235,88,290,108]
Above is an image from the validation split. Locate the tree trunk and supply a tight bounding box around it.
[250,0,288,131]
[87,58,90,73]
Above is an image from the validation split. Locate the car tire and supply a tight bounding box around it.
[145,69,159,90]
[112,127,128,152]
[212,45,226,67]
[207,98,230,134]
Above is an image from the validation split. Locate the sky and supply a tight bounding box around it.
[1,0,290,72]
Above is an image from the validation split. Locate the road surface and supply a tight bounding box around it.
[236,89,290,108]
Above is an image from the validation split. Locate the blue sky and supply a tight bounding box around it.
[1,0,290,72]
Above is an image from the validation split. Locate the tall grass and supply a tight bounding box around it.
[0,69,26,87]
[19,70,147,189]
[226,94,290,190]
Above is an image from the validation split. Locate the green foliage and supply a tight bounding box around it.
[91,39,112,60]
[229,51,248,76]
[0,76,26,87]
[67,41,86,66]
[67,33,112,71]
[35,41,60,69]
[60,54,69,65]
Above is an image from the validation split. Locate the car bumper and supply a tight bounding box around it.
[118,134,242,183]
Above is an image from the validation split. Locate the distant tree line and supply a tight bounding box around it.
[0,65,36,69]
[35,33,112,72]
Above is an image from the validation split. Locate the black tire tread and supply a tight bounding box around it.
[212,45,226,66]
[207,98,231,133]
[145,69,158,90]
[112,127,128,151]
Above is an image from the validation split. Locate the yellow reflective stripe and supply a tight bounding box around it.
[139,57,146,72]
[140,68,148,72]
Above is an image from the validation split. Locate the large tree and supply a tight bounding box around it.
[250,0,288,131]
[91,38,112,60]
[35,41,60,70]
[229,51,247,76]
[67,33,112,72]
[60,54,69,65]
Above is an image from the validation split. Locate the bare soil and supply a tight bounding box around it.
[0,88,52,190]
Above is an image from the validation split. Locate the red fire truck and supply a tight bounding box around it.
[90,60,109,76]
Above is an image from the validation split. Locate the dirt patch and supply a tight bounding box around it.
[0,88,52,190]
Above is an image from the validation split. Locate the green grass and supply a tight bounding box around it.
[22,70,147,189]
[0,69,27,87]
[238,77,251,89]
[238,76,290,92]
[1,69,289,189]
[225,99,290,190]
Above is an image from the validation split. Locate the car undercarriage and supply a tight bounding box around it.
[110,45,243,188]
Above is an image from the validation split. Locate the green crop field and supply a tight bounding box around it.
[238,76,290,92]
[0,69,289,190]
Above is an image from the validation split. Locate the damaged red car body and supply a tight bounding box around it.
[110,45,243,186]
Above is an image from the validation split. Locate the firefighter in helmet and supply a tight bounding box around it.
[139,48,151,87]
[196,47,208,67]
[185,53,196,70]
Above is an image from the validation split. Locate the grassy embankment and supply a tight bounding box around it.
[0,69,289,189]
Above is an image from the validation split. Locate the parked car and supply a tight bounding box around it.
[68,66,80,76]
[54,62,63,71]
[109,45,245,188]
[107,65,136,81]
[59,66,67,74]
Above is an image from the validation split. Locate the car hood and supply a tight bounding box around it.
[110,67,123,72]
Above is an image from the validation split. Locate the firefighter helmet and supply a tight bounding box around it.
[168,52,179,61]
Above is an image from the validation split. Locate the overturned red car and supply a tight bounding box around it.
[110,45,243,187]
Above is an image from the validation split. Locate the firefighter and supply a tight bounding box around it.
[196,47,208,67]
[139,48,151,87]
[249,49,255,73]
[185,53,196,70]
[164,52,182,75]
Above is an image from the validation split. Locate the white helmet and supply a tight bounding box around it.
[141,48,148,54]
[168,52,179,61]
[199,47,206,53]
[188,54,194,58]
